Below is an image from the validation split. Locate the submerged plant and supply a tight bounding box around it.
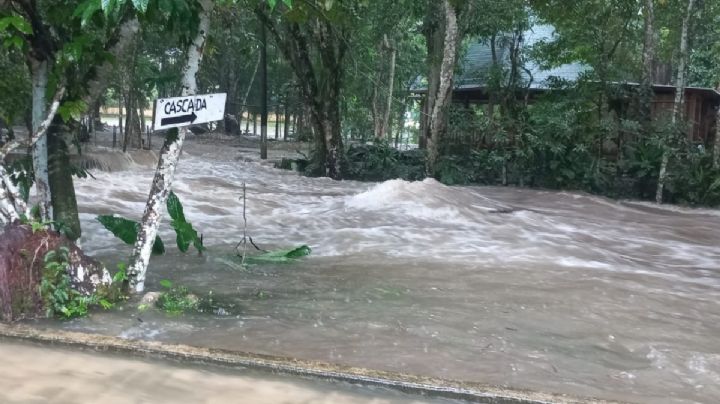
[244,245,312,264]
[155,280,199,315]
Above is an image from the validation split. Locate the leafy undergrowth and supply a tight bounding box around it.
[41,248,125,319]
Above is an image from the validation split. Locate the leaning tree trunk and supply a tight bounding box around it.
[126,0,214,293]
[656,0,694,204]
[425,0,461,176]
[30,58,52,220]
[1,87,64,225]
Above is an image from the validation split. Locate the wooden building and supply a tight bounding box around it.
[411,24,720,147]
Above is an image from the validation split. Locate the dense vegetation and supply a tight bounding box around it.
[2,0,717,210]
[1,0,720,311]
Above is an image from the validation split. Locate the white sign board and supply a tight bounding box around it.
[153,93,227,130]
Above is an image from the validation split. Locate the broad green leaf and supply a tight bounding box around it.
[172,221,196,253]
[167,191,204,253]
[166,191,186,222]
[3,36,23,50]
[268,0,278,10]
[57,100,87,122]
[96,215,165,255]
[246,245,312,264]
[96,215,137,244]
[0,16,32,35]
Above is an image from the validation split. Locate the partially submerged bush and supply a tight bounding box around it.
[0,221,112,321]
[155,280,199,315]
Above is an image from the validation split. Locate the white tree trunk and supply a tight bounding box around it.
[127,0,214,293]
[30,59,52,220]
[656,0,695,204]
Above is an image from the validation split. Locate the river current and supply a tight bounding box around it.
[46,135,720,403]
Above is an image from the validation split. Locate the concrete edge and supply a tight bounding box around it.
[0,323,624,404]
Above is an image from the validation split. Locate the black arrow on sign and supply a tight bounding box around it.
[160,111,197,126]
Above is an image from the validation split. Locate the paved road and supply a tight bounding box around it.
[0,341,436,404]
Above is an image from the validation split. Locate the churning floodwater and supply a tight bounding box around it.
[43,135,720,403]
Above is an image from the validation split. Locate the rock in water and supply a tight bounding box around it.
[0,221,111,322]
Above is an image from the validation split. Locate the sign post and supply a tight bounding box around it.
[152,93,227,131]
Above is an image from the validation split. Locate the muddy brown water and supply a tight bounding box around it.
[25,136,720,404]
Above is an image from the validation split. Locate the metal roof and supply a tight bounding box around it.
[412,24,588,92]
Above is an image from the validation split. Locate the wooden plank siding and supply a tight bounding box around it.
[442,85,719,147]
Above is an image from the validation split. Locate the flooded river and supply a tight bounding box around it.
[39,136,720,403]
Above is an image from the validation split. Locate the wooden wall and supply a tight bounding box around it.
[650,91,718,144]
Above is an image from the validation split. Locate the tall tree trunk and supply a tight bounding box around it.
[275,107,280,139]
[47,117,81,241]
[656,0,694,204]
[715,91,720,169]
[380,35,396,140]
[425,0,461,176]
[126,0,214,293]
[395,97,407,148]
[239,52,261,135]
[283,97,290,140]
[260,22,268,160]
[30,58,52,220]
[640,0,656,129]
[256,11,345,179]
[122,92,133,152]
[118,88,124,140]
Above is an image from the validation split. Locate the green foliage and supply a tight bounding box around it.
[41,248,94,319]
[156,280,199,315]
[666,150,720,206]
[0,15,32,35]
[167,191,204,253]
[344,140,425,182]
[245,245,312,264]
[113,262,128,283]
[96,215,165,255]
[57,100,87,123]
